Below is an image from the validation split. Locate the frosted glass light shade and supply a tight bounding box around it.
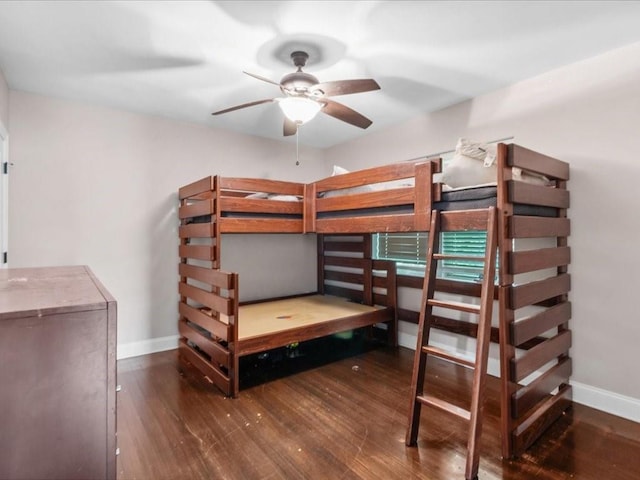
[278,97,322,124]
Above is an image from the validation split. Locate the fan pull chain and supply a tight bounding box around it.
[296,127,300,166]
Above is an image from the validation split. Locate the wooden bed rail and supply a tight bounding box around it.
[507,144,570,181]
[310,159,440,234]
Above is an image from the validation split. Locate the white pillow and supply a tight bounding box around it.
[245,192,269,199]
[267,194,300,201]
[441,138,497,188]
[512,167,553,186]
[332,165,350,176]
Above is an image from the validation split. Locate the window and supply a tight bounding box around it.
[374,231,496,283]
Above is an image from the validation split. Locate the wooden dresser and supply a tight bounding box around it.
[0,265,117,480]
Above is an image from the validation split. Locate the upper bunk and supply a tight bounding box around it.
[178,175,306,234]
[177,142,570,236]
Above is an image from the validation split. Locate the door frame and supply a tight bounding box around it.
[0,119,8,268]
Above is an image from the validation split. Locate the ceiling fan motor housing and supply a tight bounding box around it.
[280,71,319,94]
[280,51,319,94]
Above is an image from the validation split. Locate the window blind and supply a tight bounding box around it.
[374,231,496,283]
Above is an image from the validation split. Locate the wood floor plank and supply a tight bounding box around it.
[116,340,640,480]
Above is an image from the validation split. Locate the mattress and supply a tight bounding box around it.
[435,185,558,216]
[317,185,557,218]
[237,294,384,340]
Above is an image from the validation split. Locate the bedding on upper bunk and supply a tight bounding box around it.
[441,138,552,188]
[316,150,559,218]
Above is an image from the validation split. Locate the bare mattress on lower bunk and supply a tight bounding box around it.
[237,294,387,341]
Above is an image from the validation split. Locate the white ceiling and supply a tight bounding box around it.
[1,1,640,148]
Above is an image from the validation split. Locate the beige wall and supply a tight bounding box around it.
[6,41,640,418]
[326,42,640,412]
[0,68,8,128]
[8,91,326,354]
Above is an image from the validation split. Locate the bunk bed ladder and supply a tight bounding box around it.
[406,207,498,480]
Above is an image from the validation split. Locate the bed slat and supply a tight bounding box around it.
[314,161,428,192]
[179,302,229,341]
[509,247,571,274]
[179,263,234,290]
[324,256,368,268]
[440,210,494,231]
[179,199,214,219]
[179,245,215,262]
[323,241,366,253]
[512,357,572,418]
[509,182,570,209]
[510,274,571,309]
[179,176,215,200]
[508,144,569,180]
[323,285,364,303]
[178,282,233,315]
[179,340,231,396]
[509,216,570,238]
[512,384,572,455]
[221,198,303,214]
[316,214,418,234]
[316,188,414,212]
[512,301,571,346]
[179,223,215,238]
[219,177,304,196]
[179,319,230,368]
[511,330,571,382]
[219,218,304,233]
[324,270,365,285]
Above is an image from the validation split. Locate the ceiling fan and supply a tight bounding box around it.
[212,51,380,136]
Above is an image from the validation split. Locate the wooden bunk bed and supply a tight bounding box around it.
[177,142,571,460]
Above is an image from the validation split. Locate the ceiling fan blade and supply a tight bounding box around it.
[212,98,274,115]
[321,99,373,129]
[283,117,297,136]
[311,79,380,97]
[243,71,282,87]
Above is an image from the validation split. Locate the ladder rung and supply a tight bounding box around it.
[427,299,481,314]
[433,253,485,262]
[422,345,475,369]
[416,394,471,421]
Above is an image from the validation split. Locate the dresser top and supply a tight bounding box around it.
[0,265,115,320]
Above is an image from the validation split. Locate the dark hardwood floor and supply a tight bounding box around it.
[116,336,640,479]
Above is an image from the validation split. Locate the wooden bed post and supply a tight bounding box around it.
[363,235,373,306]
[496,143,516,458]
[414,161,433,232]
[304,182,317,234]
[229,272,240,397]
[317,234,325,295]
[379,259,398,347]
[213,175,221,270]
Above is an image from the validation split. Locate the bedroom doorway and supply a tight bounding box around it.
[0,122,7,268]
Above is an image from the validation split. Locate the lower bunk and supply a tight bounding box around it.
[178,256,397,397]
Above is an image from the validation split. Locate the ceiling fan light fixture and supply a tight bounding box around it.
[278,97,322,125]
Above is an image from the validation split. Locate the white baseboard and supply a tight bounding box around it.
[117,334,179,360]
[398,331,640,424]
[570,380,640,423]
